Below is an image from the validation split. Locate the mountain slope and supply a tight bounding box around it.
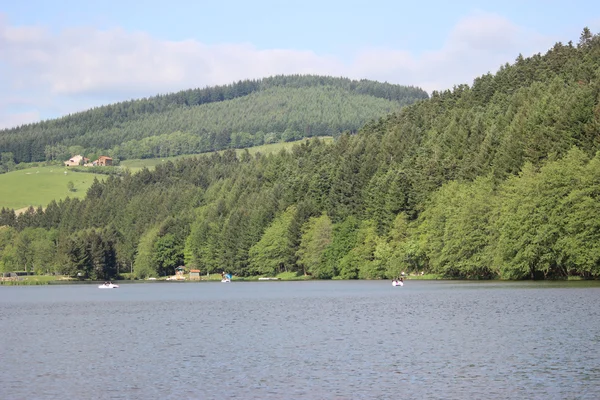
[2,30,600,281]
[0,75,428,164]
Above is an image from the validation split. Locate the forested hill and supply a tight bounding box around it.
[2,29,600,281]
[0,75,428,164]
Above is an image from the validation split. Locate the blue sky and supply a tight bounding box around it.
[1,0,599,129]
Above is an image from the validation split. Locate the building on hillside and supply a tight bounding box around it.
[189,269,200,280]
[64,155,89,166]
[93,156,113,166]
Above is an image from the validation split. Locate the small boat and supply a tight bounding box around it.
[221,273,232,283]
[392,280,404,287]
[98,283,119,289]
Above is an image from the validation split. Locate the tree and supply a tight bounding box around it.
[578,27,593,48]
[321,216,360,278]
[0,226,17,273]
[14,228,38,273]
[296,213,333,277]
[351,220,382,279]
[492,149,590,279]
[417,177,497,278]
[58,234,88,276]
[184,206,225,275]
[31,230,57,275]
[249,206,297,275]
[86,229,117,280]
[541,149,600,277]
[134,226,160,278]
[0,208,16,227]
[0,152,15,173]
[153,233,183,277]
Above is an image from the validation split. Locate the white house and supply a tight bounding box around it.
[64,155,89,167]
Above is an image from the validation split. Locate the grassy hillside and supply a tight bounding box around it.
[119,137,333,171]
[0,166,98,210]
[0,138,334,209]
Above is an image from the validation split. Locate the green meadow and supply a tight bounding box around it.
[0,166,99,211]
[0,138,334,211]
[119,137,334,172]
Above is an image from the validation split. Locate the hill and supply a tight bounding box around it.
[1,29,599,281]
[0,166,99,211]
[118,137,334,172]
[0,138,333,211]
[0,75,428,164]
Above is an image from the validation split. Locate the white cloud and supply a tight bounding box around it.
[1,19,343,98]
[0,111,41,130]
[0,12,559,129]
[348,12,554,93]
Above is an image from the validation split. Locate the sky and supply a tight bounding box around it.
[1,0,599,130]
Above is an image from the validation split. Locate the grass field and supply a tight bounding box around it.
[0,166,100,211]
[119,137,334,172]
[0,138,334,211]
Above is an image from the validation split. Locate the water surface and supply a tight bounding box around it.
[1,280,599,399]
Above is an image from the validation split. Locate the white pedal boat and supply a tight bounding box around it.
[98,283,119,289]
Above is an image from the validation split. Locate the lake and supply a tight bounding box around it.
[1,280,599,399]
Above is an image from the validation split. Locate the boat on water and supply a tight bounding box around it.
[98,282,119,289]
[392,280,404,287]
[221,273,232,283]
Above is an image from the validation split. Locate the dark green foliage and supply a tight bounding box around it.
[321,216,361,278]
[0,208,16,227]
[0,76,427,164]
[0,152,16,173]
[56,229,118,279]
[3,30,600,280]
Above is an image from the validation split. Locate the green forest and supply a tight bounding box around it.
[1,29,600,281]
[0,75,428,165]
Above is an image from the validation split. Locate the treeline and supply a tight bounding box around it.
[87,86,406,160]
[0,76,428,164]
[2,144,599,280]
[1,29,599,280]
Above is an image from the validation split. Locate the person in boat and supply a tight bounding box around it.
[400,277,404,282]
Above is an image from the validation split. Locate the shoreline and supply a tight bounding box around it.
[1,274,596,286]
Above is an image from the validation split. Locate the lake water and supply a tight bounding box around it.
[1,280,599,399]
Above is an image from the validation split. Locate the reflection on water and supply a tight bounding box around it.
[1,281,599,399]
